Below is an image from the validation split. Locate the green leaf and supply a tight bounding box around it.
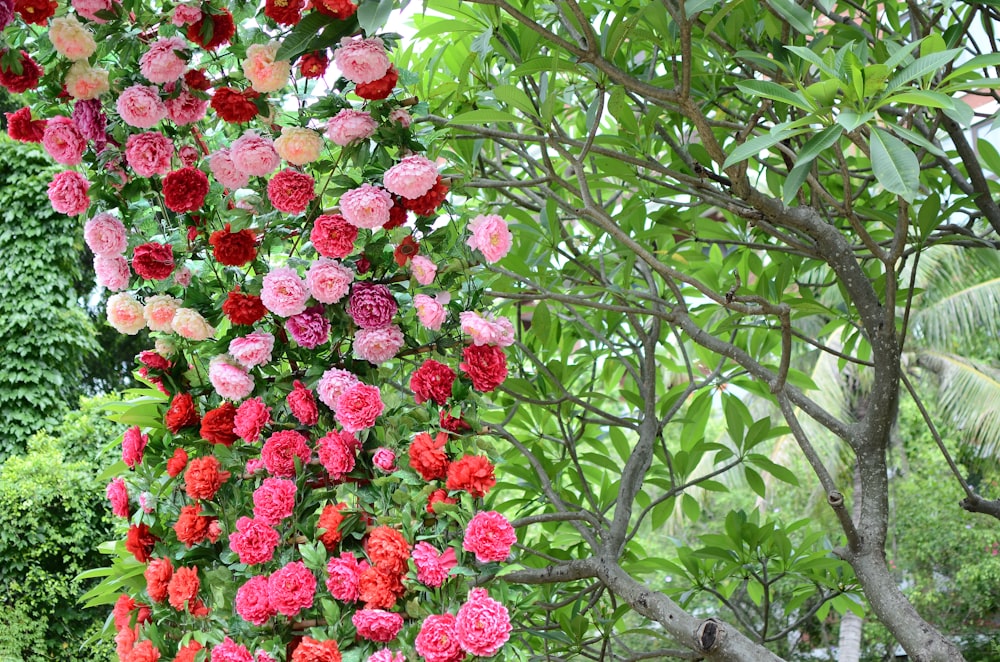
[276,12,334,61]
[782,125,843,203]
[979,139,1000,178]
[681,493,701,522]
[883,49,963,95]
[745,467,766,498]
[877,90,955,110]
[736,81,812,111]
[869,127,919,201]
[785,45,837,78]
[765,0,814,34]
[723,127,807,169]
[356,0,393,34]
[450,109,527,125]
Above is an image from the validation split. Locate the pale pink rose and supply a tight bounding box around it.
[411,542,457,588]
[261,267,309,317]
[178,145,200,167]
[72,0,113,22]
[64,61,110,100]
[372,447,396,473]
[42,117,86,166]
[106,293,146,335]
[274,126,323,166]
[117,85,167,129]
[455,588,511,656]
[173,266,193,287]
[229,331,276,368]
[340,184,392,229]
[317,368,359,410]
[49,15,97,61]
[409,255,436,286]
[209,148,250,189]
[325,109,377,147]
[171,4,201,25]
[144,295,181,333]
[125,131,174,177]
[172,307,215,340]
[387,108,411,128]
[140,37,188,84]
[84,212,126,255]
[165,87,209,126]
[413,294,447,331]
[353,325,404,365]
[306,259,353,304]
[383,155,438,199]
[333,37,390,84]
[462,510,516,563]
[243,42,291,93]
[209,356,255,400]
[334,382,383,433]
[94,255,129,290]
[467,214,512,263]
[459,311,514,346]
[230,131,280,177]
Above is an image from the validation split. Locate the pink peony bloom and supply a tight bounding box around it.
[274,126,323,165]
[172,308,215,340]
[467,214,512,263]
[49,15,97,61]
[117,84,167,129]
[106,477,129,517]
[347,282,397,329]
[412,543,457,588]
[388,108,412,127]
[353,325,405,364]
[261,430,312,477]
[172,4,201,25]
[409,255,437,286]
[267,168,315,214]
[122,426,148,468]
[209,356,255,400]
[413,293,447,331]
[42,117,87,165]
[383,155,438,199]
[334,382,383,433]
[339,183,392,229]
[235,575,275,625]
[316,430,359,481]
[287,380,319,426]
[178,145,199,167]
[310,213,358,259]
[72,99,107,144]
[84,212,126,255]
[286,306,330,349]
[372,447,396,473]
[165,85,209,125]
[267,561,316,617]
[125,131,174,177]
[325,552,367,602]
[144,294,181,332]
[234,397,272,443]
[306,258,353,304]
[229,516,281,565]
[106,292,146,334]
[353,609,404,643]
[367,651,406,662]
[261,267,309,317]
[94,254,130,290]
[326,108,377,146]
[229,331,276,369]
[415,614,463,662]
[246,457,266,474]
[253,477,297,525]
[72,0,113,21]
[230,131,280,177]
[209,148,250,189]
[212,638,253,662]
[459,311,515,347]
[140,37,188,84]
[455,588,512,656]
[317,368,359,410]
[463,511,516,563]
[64,61,110,100]
[243,42,291,93]
[334,37,390,84]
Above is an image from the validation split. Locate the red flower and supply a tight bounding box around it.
[184,455,231,500]
[113,594,150,631]
[223,288,268,325]
[174,641,203,662]
[393,235,419,267]
[287,380,319,426]
[174,503,213,547]
[317,502,347,550]
[410,359,456,406]
[358,567,404,610]
[310,0,356,19]
[165,394,201,433]
[265,0,303,25]
[310,213,358,259]
[200,401,238,446]
[166,447,188,477]
[167,566,200,611]
[366,526,411,575]
[13,0,56,24]
[354,65,398,101]
[383,197,409,230]
[459,344,508,392]
[426,488,457,514]
[144,557,173,603]
[184,69,212,91]
[402,176,449,216]
[440,410,472,433]
[0,50,43,94]
[5,107,47,142]
[139,350,171,372]
[299,51,328,79]
[211,87,260,123]
[290,637,342,662]
[445,454,496,498]
[210,224,257,266]
[132,242,175,281]
[187,8,235,50]
[125,523,158,563]
[409,431,450,481]
[163,167,209,213]
[267,168,315,214]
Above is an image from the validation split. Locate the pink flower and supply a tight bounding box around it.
[367,651,405,662]
[106,292,146,334]
[140,37,188,84]
[463,511,516,563]
[84,212,126,255]
[267,561,316,617]
[106,477,129,517]
[48,170,90,215]
[138,491,155,513]
[178,145,200,166]
[388,108,412,127]
[42,117,87,165]
[209,148,250,189]
[334,37,390,84]
[411,543,457,588]
[352,609,404,643]
[72,0,113,22]
[267,168,315,214]
[229,516,281,565]
[172,4,201,25]
[340,184,392,229]
[144,295,181,332]
[325,552,367,602]
[353,325,404,364]
[459,311,515,347]
[234,397,272,443]
[455,588,511,656]
[122,426,148,468]
[255,651,276,662]
[125,131,174,177]
[117,84,167,129]
[212,638,253,662]
[307,259,353,304]
[334,383,384,433]
[230,331,276,368]
[209,356,255,400]
[348,282,397,329]
[236,575,275,625]
[467,214,512,263]
[372,447,396,473]
[253,477,297,525]
[243,42,291,93]
[172,308,215,340]
[64,61,110,100]
[326,108,377,146]
[286,306,331,349]
[317,368,359,410]
[414,614,463,662]
[383,155,438,199]
[261,430,312,477]
[409,255,437,286]
[317,430,359,481]
[230,131,280,177]
[287,380,319,426]
[246,458,266,474]
[49,15,97,61]
[274,126,323,165]
[94,254,130,290]
[72,99,107,144]
[311,213,358,258]
[413,294,447,331]
[261,267,309,317]
[166,85,209,125]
